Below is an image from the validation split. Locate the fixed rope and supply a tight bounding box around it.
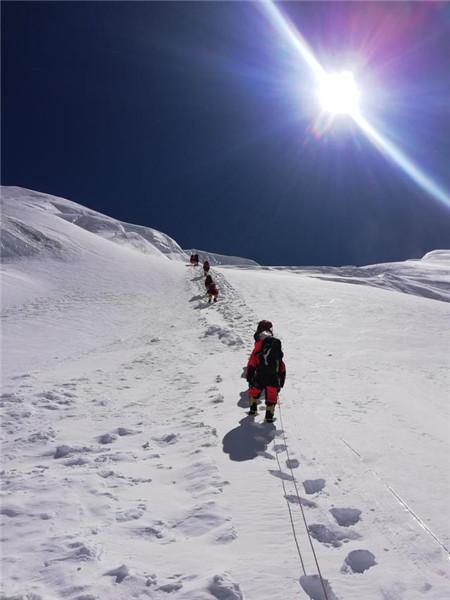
[274,443,307,576]
[276,398,330,600]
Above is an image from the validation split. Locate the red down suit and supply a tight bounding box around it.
[246,335,286,405]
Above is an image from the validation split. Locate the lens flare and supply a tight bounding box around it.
[261,0,324,80]
[318,71,360,116]
[353,113,450,207]
[261,0,450,208]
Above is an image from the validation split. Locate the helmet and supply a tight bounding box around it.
[256,320,273,335]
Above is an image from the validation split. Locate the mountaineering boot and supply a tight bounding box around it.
[264,404,275,423]
[248,402,257,416]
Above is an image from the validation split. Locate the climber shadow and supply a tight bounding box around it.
[191,275,204,282]
[189,294,204,302]
[222,417,276,462]
[194,302,211,310]
[238,387,263,409]
[237,390,249,408]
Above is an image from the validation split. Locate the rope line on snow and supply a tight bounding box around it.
[274,441,307,577]
[341,437,450,556]
[276,399,330,600]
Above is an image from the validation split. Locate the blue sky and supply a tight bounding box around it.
[2,1,450,265]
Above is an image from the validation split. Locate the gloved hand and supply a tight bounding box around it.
[279,371,286,389]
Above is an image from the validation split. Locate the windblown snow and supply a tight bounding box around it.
[1,186,450,600]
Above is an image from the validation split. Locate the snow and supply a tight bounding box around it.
[185,248,259,268]
[1,187,450,600]
[1,186,187,262]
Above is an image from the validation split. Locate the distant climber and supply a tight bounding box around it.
[206,280,219,303]
[193,253,199,266]
[203,260,210,276]
[246,320,286,422]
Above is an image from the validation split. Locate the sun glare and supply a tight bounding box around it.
[261,0,450,207]
[318,71,360,116]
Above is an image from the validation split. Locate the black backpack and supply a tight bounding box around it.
[259,336,283,371]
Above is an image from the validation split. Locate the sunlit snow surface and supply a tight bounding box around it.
[1,187,450,600]
[255,251,450,304]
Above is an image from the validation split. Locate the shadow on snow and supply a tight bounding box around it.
[237,390,249,408]
[222,416,276,462]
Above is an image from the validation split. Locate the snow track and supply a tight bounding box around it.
[189,266,338,599]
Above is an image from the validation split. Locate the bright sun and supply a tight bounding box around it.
[318,71,360,116]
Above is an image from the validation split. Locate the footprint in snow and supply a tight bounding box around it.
[330,507,361,527]
[273,444,287,453]
[173,501,229,537]
[269,469,295,482]
[285,495,317,509]
[153,433,179,446]
[95,451,135,464]
[308,523,361,548]
[157,582,183,593]
[209,573,243,600]
[64,456,90,467]
[104,564,129,583]
[303,479,326,494]
[54,445,76,459]
[300,575,338,600]
[98,433,117,445]
[0,506,22,517]
[116,427,138,436]
[116,507,146,522]
[211,394,224,404]
[203,325,243,347]
[215,526,237,544]
[28,430,56,443]
[60,541,100,562]
[37,391,61,401]
[0,393,21,404]
[342,549,377,573]
[132,521,171,542]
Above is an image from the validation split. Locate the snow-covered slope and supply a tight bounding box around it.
[265,251,450,303]
[1,186,187,262]
[1,189,450,600]
[185,248,259,267]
